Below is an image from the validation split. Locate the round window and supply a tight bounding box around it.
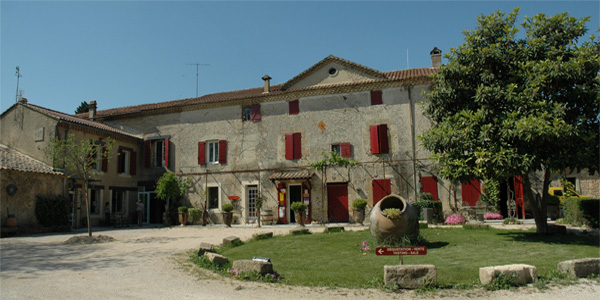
[328,68,337,75]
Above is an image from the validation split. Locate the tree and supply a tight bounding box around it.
[420,8,599,234]
[155,172,190,225]
[75,101,89,114]
[42,134,115,236]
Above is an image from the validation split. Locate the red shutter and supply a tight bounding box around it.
[340,142,351,158]
[101,147,108,172]
[251,104,261,121]
[371,90,383,105]
[289,100,299,115]
[144,140,151,168]
[118,150,124,173]
[378,124,389,153]
[293,132,302,159]
[461,179,481,206]
[218,140,227,164]
[198,141,206,165]
[372,179,391,205]
[370,125,380,154]
[164,138,169,167]
[421,176,438,201]
[130,151,137,175]
[285,134,294,160]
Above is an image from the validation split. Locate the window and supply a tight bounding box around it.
[208,186,219,209]
[90,148,101,172]
[370,124,389,154]
[89,188,101,214]
[111,190,126,214]
[285,133,302,160]
[371,90,383,105]
[118,148,136,175]
[247,185,258,222]
[289,100,299,115]
[198,140,227,165]
[145,138,169,168]
[242,104,261,122]
[332,143,351,158]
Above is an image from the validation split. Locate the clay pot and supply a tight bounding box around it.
[369,194,419,243]
[353,209,365,225]
[294,210,306,227]
[222,212,233,227]
[178,212,188,226]
[5,214,17,228]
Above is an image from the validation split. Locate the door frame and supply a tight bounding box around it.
[138,191,157,224]
[287,183,303,224]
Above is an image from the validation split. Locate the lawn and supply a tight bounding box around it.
[211,227,599,288]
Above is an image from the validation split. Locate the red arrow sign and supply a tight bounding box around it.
[375,246,427,256]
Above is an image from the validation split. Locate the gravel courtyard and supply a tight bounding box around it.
[1,225,598,300]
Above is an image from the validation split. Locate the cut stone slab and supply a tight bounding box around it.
[205,252,229,266]
[558,258,600,278]
[479,264,537,285]
[223,236,241,247]
[289,228,310,235]
[232,259,273,275]
[326,226,345,233]
[384,265,437,289]
[197,242,214,256]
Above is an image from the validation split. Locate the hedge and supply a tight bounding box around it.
[563,197,599,228]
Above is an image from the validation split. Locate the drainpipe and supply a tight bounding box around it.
[408,87,418,202]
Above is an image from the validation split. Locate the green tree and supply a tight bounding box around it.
[420,8,599,234]
[41,134,115,236]
[155,172,190,225]
[75,101,89,114]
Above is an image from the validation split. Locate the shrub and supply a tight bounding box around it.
[221,203,234,212]
[382,208,403,219]
[188,208,202,223]
[418,192,434,201]
[290,202,307,212]
[563,197,599,228]
[35,195,69,228]
[352,198,368,210]
[483,212,503,220]
[413,200,442,221]
[178,206,188,213]
[546,194,561,206]
[444,214,466,224]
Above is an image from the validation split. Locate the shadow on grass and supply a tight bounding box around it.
[496,231,599,246]
[423,241,450,249]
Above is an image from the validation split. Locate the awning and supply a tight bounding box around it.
[269,170,315,180]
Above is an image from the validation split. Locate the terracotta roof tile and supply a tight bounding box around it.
[269,170,315,180]
[0,144,64,176]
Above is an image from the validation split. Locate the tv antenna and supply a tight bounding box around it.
[15,66,22,103]
[187,63,209,97]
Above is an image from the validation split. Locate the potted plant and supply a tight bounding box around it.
[352,198,368,225]
[222,203,234,227]
[188,208,202,225]
[290,202,308,227]
[178,206,188,226]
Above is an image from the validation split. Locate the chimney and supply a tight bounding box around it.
[262,75,272,93]
[89,101,97,119]
[18,97,28,104]
[430,47,442,68]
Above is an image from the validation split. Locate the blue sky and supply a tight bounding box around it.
[1,1,598,114]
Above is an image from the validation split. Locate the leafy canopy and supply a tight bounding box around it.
[421,8,599,183]
[155,171,190,201]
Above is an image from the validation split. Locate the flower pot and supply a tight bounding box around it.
[5,214,17,228]
[178,212,188,226]
[369,194,419,243]
[294,210,306,227]
[222,212,233,227]
[353,208,365,225]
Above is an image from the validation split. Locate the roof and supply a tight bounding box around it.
[17,102,141,140]
[78,57,438,120]
[0,144,64,176]
[269,170,315,180]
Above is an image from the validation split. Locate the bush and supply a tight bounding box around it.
[352,198,367,210]
[413,200,442,221]
[546,194,561,206]
[563,197,599,228]
[444,214,466,224]
[178,206,188,213]
[35,195,69,228]
[221,203,234,212]
[418,192,434,201]
[290,202,307,212]
[483,212,503,220]
[188,208,202,223]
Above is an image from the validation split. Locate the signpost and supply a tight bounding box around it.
[375,246,427,264]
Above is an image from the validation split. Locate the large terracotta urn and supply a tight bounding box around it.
[369,194,419,243]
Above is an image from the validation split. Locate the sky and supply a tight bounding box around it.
[1,1,598,114]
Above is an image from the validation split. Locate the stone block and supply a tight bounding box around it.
[232,259,273,275]
[289,228,310,235]
[384,265,437,289]
[223,236,241,247]
[205,252,229,266]
[558,258,600,278]
[479,264,537,285]
[326,226,345,233]
[197,242,214,256]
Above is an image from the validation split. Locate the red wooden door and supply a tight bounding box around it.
[461,179,481,206]
[327,183,348,222]
[421,176,438,201]
[372,179,391,206]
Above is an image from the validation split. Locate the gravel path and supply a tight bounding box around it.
[1,225,598,300]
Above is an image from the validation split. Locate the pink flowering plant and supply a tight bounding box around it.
[444,213,466,224]
[360,240,370,253]
[484,212,503,220]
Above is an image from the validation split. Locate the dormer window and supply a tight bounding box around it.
[328,68,338,76]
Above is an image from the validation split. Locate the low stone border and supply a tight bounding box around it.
[479,264,537,285]
[384,265,437,289]
[558,258,600,278]
[223,236,241,247]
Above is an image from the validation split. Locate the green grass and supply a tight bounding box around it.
[207,228,599,289]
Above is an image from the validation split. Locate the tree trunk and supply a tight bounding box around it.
[522,171,549,234]
[84,180,92,237]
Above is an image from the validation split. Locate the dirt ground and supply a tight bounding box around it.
[1,224,598,300]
